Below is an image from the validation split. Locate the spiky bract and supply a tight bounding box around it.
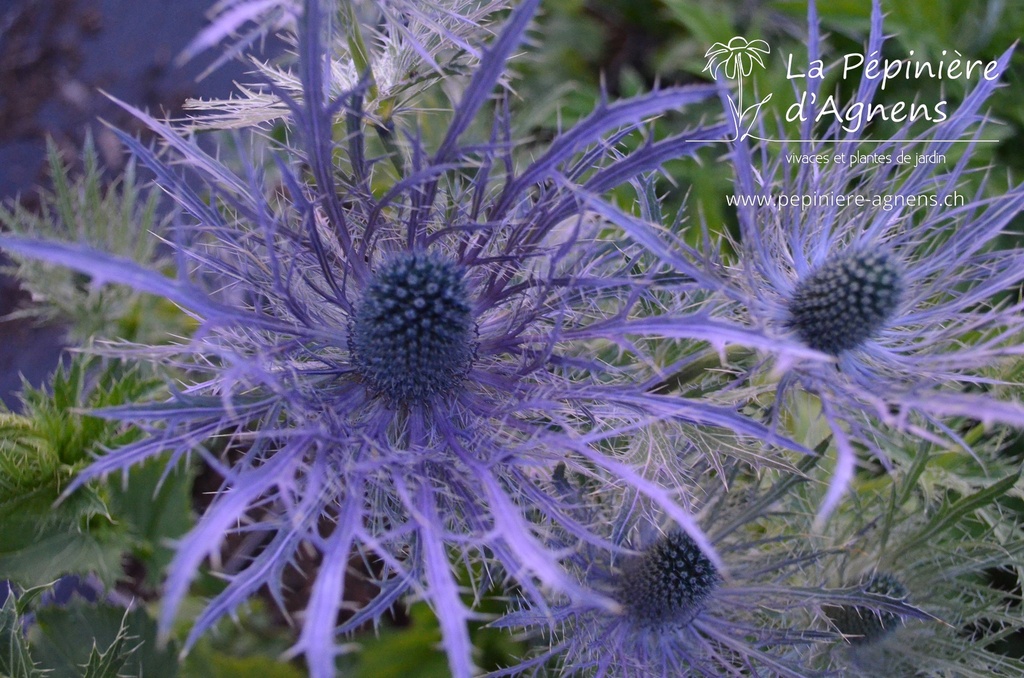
[181,0,512,131]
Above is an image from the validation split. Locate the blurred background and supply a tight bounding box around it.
[0,0,253,410]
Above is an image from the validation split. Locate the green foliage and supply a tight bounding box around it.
[108,457,194,588]
[180,599,305,678]
[191,655,306,678]
[78,610,134,678]
[348,605,450,678]
[340,600,524,678]
[1,590,43,678]
[32,603,178,678]
[2,585,179,678]
[0,355,190,589]
[0,136,191,343]
[900,471,1021,553]
[777,430,1024,675]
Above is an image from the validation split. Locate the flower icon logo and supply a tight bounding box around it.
[703,37,772,141]
[703,37,771,80]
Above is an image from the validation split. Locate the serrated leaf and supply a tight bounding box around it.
[13,583,58,618]
[0,531,125,589]
[32,604,178,678]
[80,609,132,678]
[0,481,111,536]
[0,134,183,344]
[109,457,194,586]
[0,355,169,588]
[0,591,42,678]
[903,472,1021,553]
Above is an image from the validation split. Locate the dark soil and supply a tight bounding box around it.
[0,0,258,409]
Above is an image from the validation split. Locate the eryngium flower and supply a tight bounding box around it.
[347,250,476,404]
[785,249,904,356]
[825,572,909,646]
[617,530,721,630]
[631,0,1024,521]
[493,460,928,677]
[797,442,1024,677]
[0,1,800,675]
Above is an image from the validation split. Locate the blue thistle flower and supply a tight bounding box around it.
[785,249,904,357]
[794,445,1024,676]
[348,250,476,404]
[826,572,909,646]
[626,0,1024,522]
[617,530,721,630]
[0,1,807,675]
[491,459,930,677]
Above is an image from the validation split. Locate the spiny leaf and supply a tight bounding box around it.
[33,603,178,678]
[0,530,124,589]
[80,609,134,678]
[0,590,42,678]
[0,134,182,343]
[0,355,166,588]
[903,472,1021,553]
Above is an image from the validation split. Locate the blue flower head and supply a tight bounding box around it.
[634,0,1024,522]
[798,446,1024,676]
[0,0,805,675]
[616,530,721,630]
[493,459,934,677]
[785,248,904,356]
[348,250,476,404]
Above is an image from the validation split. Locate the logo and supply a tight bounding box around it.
[695,35,1004,147]
[703,37,773,141]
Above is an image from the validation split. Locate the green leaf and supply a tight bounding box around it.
[12,584,58,618]
[109,457,194,586]
[80,610,132,678]
[350,605,449,678]
[661,0,738,45]
[202,655,306,678]
[0,355,169,588]
[0,134,185,344]
[895,440,933,510]
[903,472,1021,553]
[0,531,124,589]
[0,591,42,678]
[32,604,178,678]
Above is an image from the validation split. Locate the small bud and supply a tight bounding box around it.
[829,572,909,645]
